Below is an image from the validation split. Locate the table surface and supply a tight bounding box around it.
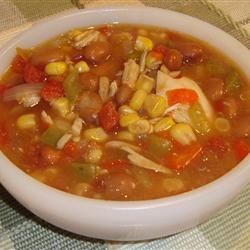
[0,1,249,249]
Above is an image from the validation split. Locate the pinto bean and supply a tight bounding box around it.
[79,72,99,92]
[232,115,250,137]
[177,43,204,63]
[203,77,224,101]
[83,41,111,64]
[101,172,136,200]
[115,85,133,106]
[163,49,183,71]
[78,91,102,123]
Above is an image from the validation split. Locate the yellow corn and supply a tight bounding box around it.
[16,113,36,130]
[135,35,153,51]
[214,117,231,133]
[129,89,147,111]
[83,127,108,142]
[119,113,140,127]
[170,123,196,146]
[45,61,67,75]
[118,105,137,115]
[74,61,90,73]
[50,97,70,117]
[135,74,154,93]
[128,119,152,135]
[116,131,135,142]
[154,117,175,133]
[144,94,166,118]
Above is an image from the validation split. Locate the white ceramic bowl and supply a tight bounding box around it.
[0,7,250,241]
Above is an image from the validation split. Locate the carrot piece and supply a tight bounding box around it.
[233,138,250,161]
[40,80,64,102]
[165,143,202,170]
[98,101,119,132]
[166,88,198,106]
[24,63,45,83]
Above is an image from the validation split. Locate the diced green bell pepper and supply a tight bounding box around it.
[41,126,64,147]
[71,163,96,182]
[147,134,172,156]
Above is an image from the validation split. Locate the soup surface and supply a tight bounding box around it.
[0,24,249,201]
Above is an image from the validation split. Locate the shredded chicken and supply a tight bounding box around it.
[139,51,147,72]
[17,93,41,108]
[122,59,139,88]
[156,71,214,121]
[57,133,72,150]
[41,110,53,125]
[121,146,172,175]
[170,104,192,124]
[105,141,141,152]
[72,30,100,49]
[71,117,83,137]
[99,76,110,102]
[108,80,118,98]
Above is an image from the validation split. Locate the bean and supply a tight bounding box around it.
[163,49,183,71]
[83,41,111,64]
[79,72,99,92]
[232,115,250,137]
[78,91,102,123]
[101,172,136,200]
[177,43,204,63]
[115,85,133,106]
[203,77,224,101]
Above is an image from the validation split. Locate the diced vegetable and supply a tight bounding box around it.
[105,140,141,152]
[144,94,166,118]
[233,138,250,161]
[99,76,110,102]
[41,111,53,125]
[63,69,80,103]
[128,119,152,135]
[45,61,67,75]
[41,126,64,147]
[170,123,196,145]
[225,70,241,93]
[72,163,96,182]
[134,35,153,51]
[129,89,147,111]
[146,51,163,69]
[166,143,202,169]
[154,117,175,133]
[116,131,135,142]
[108,80,118,98]
[119,113,140,127]
[56,133,72,150]
[189,102,211,134]
[83,127,108,142]
[84,145,103,164]
[98,101,119,131]
[166,88,198,106]
[147,134,172,156]
[122,59,140,88]
[74,61,90,73]
[119,105,137,115]
[214,117,231,133]
[71,118,83,137]
[139,51,147,72]
[23,63,45,83]
[16,114,36,130]
[135,74,154,93]
[41,80,64,102]
[50,97,70,117]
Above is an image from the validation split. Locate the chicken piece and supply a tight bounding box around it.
[72,30,100,49]
[122,59,140,88]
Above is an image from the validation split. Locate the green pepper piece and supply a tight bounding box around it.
[225,70,241,93]
[147,134,172,156]
[72,163,96,182]
[63,69,80,103]
[41,126,64,147]
[189,102,210,135]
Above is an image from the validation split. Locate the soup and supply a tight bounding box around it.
[0,24,249,201]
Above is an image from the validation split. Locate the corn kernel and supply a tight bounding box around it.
[144,94,166,118]
[116,131,135,142]
[135,74,154,93]
[170,123,196,146]
[129,89,147,111]
[83,127,108,142]
[128,119,151,135]
[118,105,137,115]
[45,61,67,75]
[16,113,36,130]
[74,61,90,73]
[154,117,175,133]
[50,97,70,117]
[120,113,140,127]
[135,35,153,51]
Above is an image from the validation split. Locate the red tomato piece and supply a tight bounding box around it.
[165,143,202,170]
[24,63,45,83]
[63,141,80,159]
[11,55,27,74]
[167,88,198,106]
[40,80,64,102]
[233,138,250,161]
[153,44,169,56]
[98,101,119,131]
